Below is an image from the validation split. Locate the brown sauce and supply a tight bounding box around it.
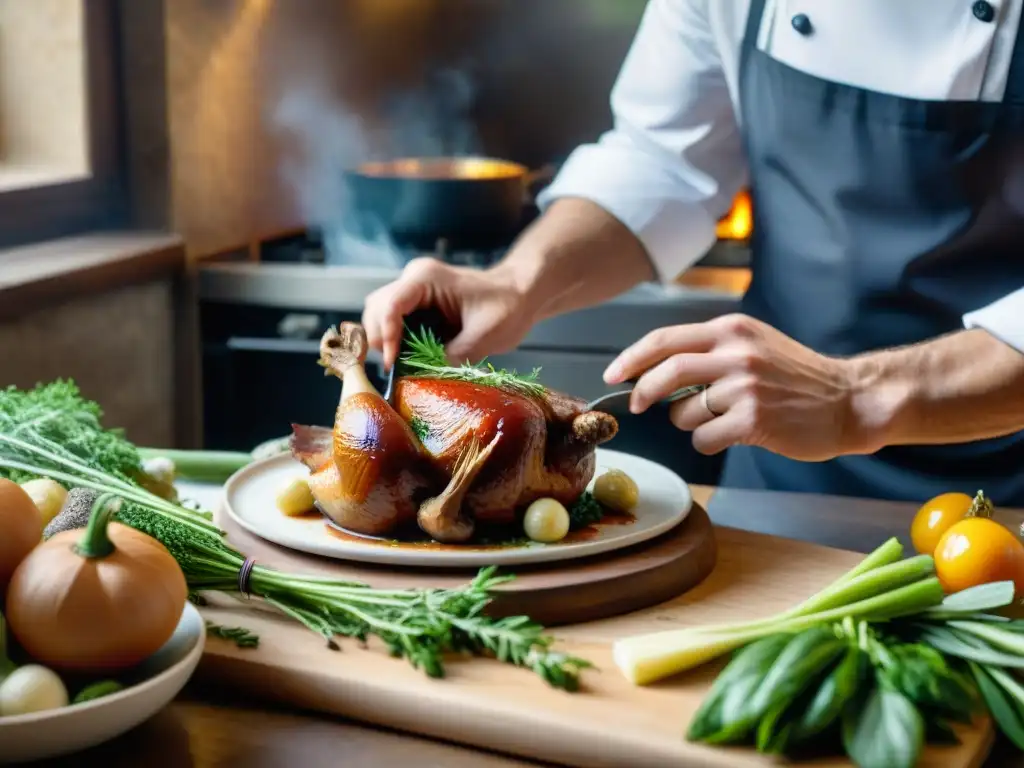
[306,504,637,551]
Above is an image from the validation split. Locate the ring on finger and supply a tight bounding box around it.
[668,385,717,432]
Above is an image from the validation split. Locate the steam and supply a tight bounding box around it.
[269,65,483,267]
[272,80,371,235]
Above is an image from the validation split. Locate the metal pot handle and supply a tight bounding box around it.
[521,164,557,205]
[523,164,556,188]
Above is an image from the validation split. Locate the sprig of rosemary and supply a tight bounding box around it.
[205,621,260,649]
[399,326,546,398]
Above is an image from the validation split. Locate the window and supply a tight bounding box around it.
[0,0,126,250]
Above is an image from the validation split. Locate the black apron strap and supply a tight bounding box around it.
[1002,12,1024,103]
[741,0,770,61]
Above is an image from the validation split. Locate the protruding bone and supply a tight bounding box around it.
[319,323,380,402]
[417,432,501,543]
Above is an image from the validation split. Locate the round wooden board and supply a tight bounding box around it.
[216,502,717,627]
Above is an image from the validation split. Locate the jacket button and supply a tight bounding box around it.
[973,0,996,22]
[791,13,813,35]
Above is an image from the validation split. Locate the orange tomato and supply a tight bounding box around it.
[933,517,1024,596]
[911,492,976,555]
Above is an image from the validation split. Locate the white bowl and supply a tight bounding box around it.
[0,602,205,764]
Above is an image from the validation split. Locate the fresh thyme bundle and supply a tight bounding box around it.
[400,326,546,397]
[0,381,590,689]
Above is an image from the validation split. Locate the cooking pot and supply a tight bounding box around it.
[344,156,554,251]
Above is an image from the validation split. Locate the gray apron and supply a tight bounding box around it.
[719,0,1024,505]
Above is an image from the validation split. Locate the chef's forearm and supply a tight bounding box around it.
[848,329,1024,447]
[489,198,655,321]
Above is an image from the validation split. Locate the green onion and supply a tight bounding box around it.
[614,577,944,685]
[138,447,253,484]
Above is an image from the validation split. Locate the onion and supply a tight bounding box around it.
[0,665,69,716]
[19,478,68,527]
[5,493,188,675]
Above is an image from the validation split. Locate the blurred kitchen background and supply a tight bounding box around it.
[1,0,752,486]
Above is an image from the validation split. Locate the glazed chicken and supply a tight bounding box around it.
[289,323,619,543]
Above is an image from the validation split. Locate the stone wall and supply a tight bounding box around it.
[0,279,177,448]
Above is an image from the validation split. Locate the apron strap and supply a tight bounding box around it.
[1003,18,1024,104]
[741,0,771,63]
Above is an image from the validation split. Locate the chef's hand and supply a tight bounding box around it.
[362,257,535,370]
[604,314,881,461]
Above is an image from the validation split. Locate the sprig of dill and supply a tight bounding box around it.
[399,326,546,398]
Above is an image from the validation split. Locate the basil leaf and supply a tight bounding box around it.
[969,661,1024,750]
[919,627,1024,668]
[687,635,789,742]
[885,648,978,721]
[949,620,1024,656]
[703,634,790,701]
[842,682,924,768]
[713,627,844,744]
[917,611,1010,623]
[700,671,767,744]
[917,581,1015,615]
[756,697,797,755]
[690,671,761,742]
[794,646,867,741]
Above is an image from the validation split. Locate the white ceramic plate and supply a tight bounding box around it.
[0,603,205,765]
[222,448,693,567]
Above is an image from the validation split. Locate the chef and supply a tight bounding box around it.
[362,0,1024,505]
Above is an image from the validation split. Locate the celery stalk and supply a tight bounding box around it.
[138,447,253,483]
[614,577,944,685]
[774,554,934,622]
[830,537,904,585]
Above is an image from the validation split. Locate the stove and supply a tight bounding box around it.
[259,200,540,270]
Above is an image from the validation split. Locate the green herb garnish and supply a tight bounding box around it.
[206,621,260,649]
[568,491,604,529]
[408,415,431,442]
[399,326,546,398]
[0,380,589,690]
[73,680,125,704]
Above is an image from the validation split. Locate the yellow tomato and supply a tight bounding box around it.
[933,517,1024,596]
[911,492,977,555]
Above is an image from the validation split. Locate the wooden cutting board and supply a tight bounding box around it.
[196,525,994,768]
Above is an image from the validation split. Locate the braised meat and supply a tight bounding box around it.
[290,323,618,543]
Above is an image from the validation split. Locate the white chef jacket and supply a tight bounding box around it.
[537,0,1024,353]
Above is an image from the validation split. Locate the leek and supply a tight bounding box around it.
[656,539,914,640]
[137,447,253,484]
[616,578,943,685]
[613,538,944,686]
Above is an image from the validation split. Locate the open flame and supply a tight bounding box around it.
[716,190,752,241]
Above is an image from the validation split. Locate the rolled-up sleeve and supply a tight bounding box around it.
[963,288,1024,353]
[536,0,747,283]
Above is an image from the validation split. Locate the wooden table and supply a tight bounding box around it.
[26,485,1024,768]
